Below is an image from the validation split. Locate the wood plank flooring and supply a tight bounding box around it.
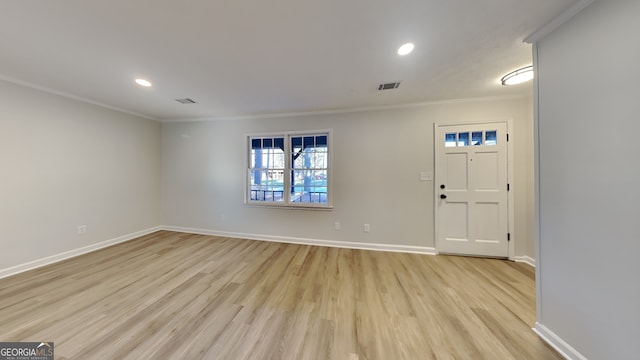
[0,231,561,359]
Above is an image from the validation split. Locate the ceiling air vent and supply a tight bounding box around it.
[378,81,401,91]
[175,98,198,104]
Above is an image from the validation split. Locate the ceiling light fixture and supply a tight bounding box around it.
[397,43,414,56]
[501,66,533,86]
[135,78,152,87]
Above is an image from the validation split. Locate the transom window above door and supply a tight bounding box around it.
[445,130,497,147]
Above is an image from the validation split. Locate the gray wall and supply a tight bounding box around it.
[536,1,640,358]
[0,76,537,278]
[0,79,162,271]
[162,97,535,256]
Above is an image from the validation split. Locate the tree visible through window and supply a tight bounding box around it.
[247,131,330,207]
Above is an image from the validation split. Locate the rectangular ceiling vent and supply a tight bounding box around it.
[378,81,401,91]
[175,98,198,104]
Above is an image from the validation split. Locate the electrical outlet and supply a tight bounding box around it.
[334,222,341,230]
[364,224,370,233]
[77,225,87,234]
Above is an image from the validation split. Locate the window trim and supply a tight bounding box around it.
[245,129,333,209]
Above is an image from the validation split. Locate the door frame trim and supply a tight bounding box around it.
[433,119,515,260]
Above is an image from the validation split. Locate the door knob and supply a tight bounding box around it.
[440,194,447,199]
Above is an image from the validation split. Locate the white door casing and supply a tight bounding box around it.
[435,122,510,258]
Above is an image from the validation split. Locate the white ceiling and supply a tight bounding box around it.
[0,0,577,121]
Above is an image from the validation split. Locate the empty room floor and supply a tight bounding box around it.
[0,231,561,359]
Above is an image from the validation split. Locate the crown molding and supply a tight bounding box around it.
[161,94,532,123]
[0,74,157,121]
[524,0,595,44]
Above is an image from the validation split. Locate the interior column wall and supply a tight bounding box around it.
[535,1,640,358]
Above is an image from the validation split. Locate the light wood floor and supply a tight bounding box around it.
[0,231,561,359]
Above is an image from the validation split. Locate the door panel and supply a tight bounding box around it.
[446,153,468,190]
[474,153,499,190]
[445,203,468,240]
[435,123,508,257]
[475,202,499,242]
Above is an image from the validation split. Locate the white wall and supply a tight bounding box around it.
[0,79,162,272]
[536,1,640,358]
[163,96,535,256]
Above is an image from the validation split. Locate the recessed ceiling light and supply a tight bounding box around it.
[135,78,152,87]
[501,66,534,86]
[397,43,414,56]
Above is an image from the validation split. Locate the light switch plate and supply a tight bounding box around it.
[419,171,433,181]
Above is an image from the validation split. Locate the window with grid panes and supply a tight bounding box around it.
[247,131,331,208]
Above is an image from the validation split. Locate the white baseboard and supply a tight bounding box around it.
[0,225,436,280]
[0,226,162,279]
[533,322,588,360]
[514,255,536,267]
[162,226,438,256]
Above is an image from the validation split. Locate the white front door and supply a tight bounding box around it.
[435,122,509,257]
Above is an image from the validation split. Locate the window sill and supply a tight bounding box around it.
[244,202,333,211]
